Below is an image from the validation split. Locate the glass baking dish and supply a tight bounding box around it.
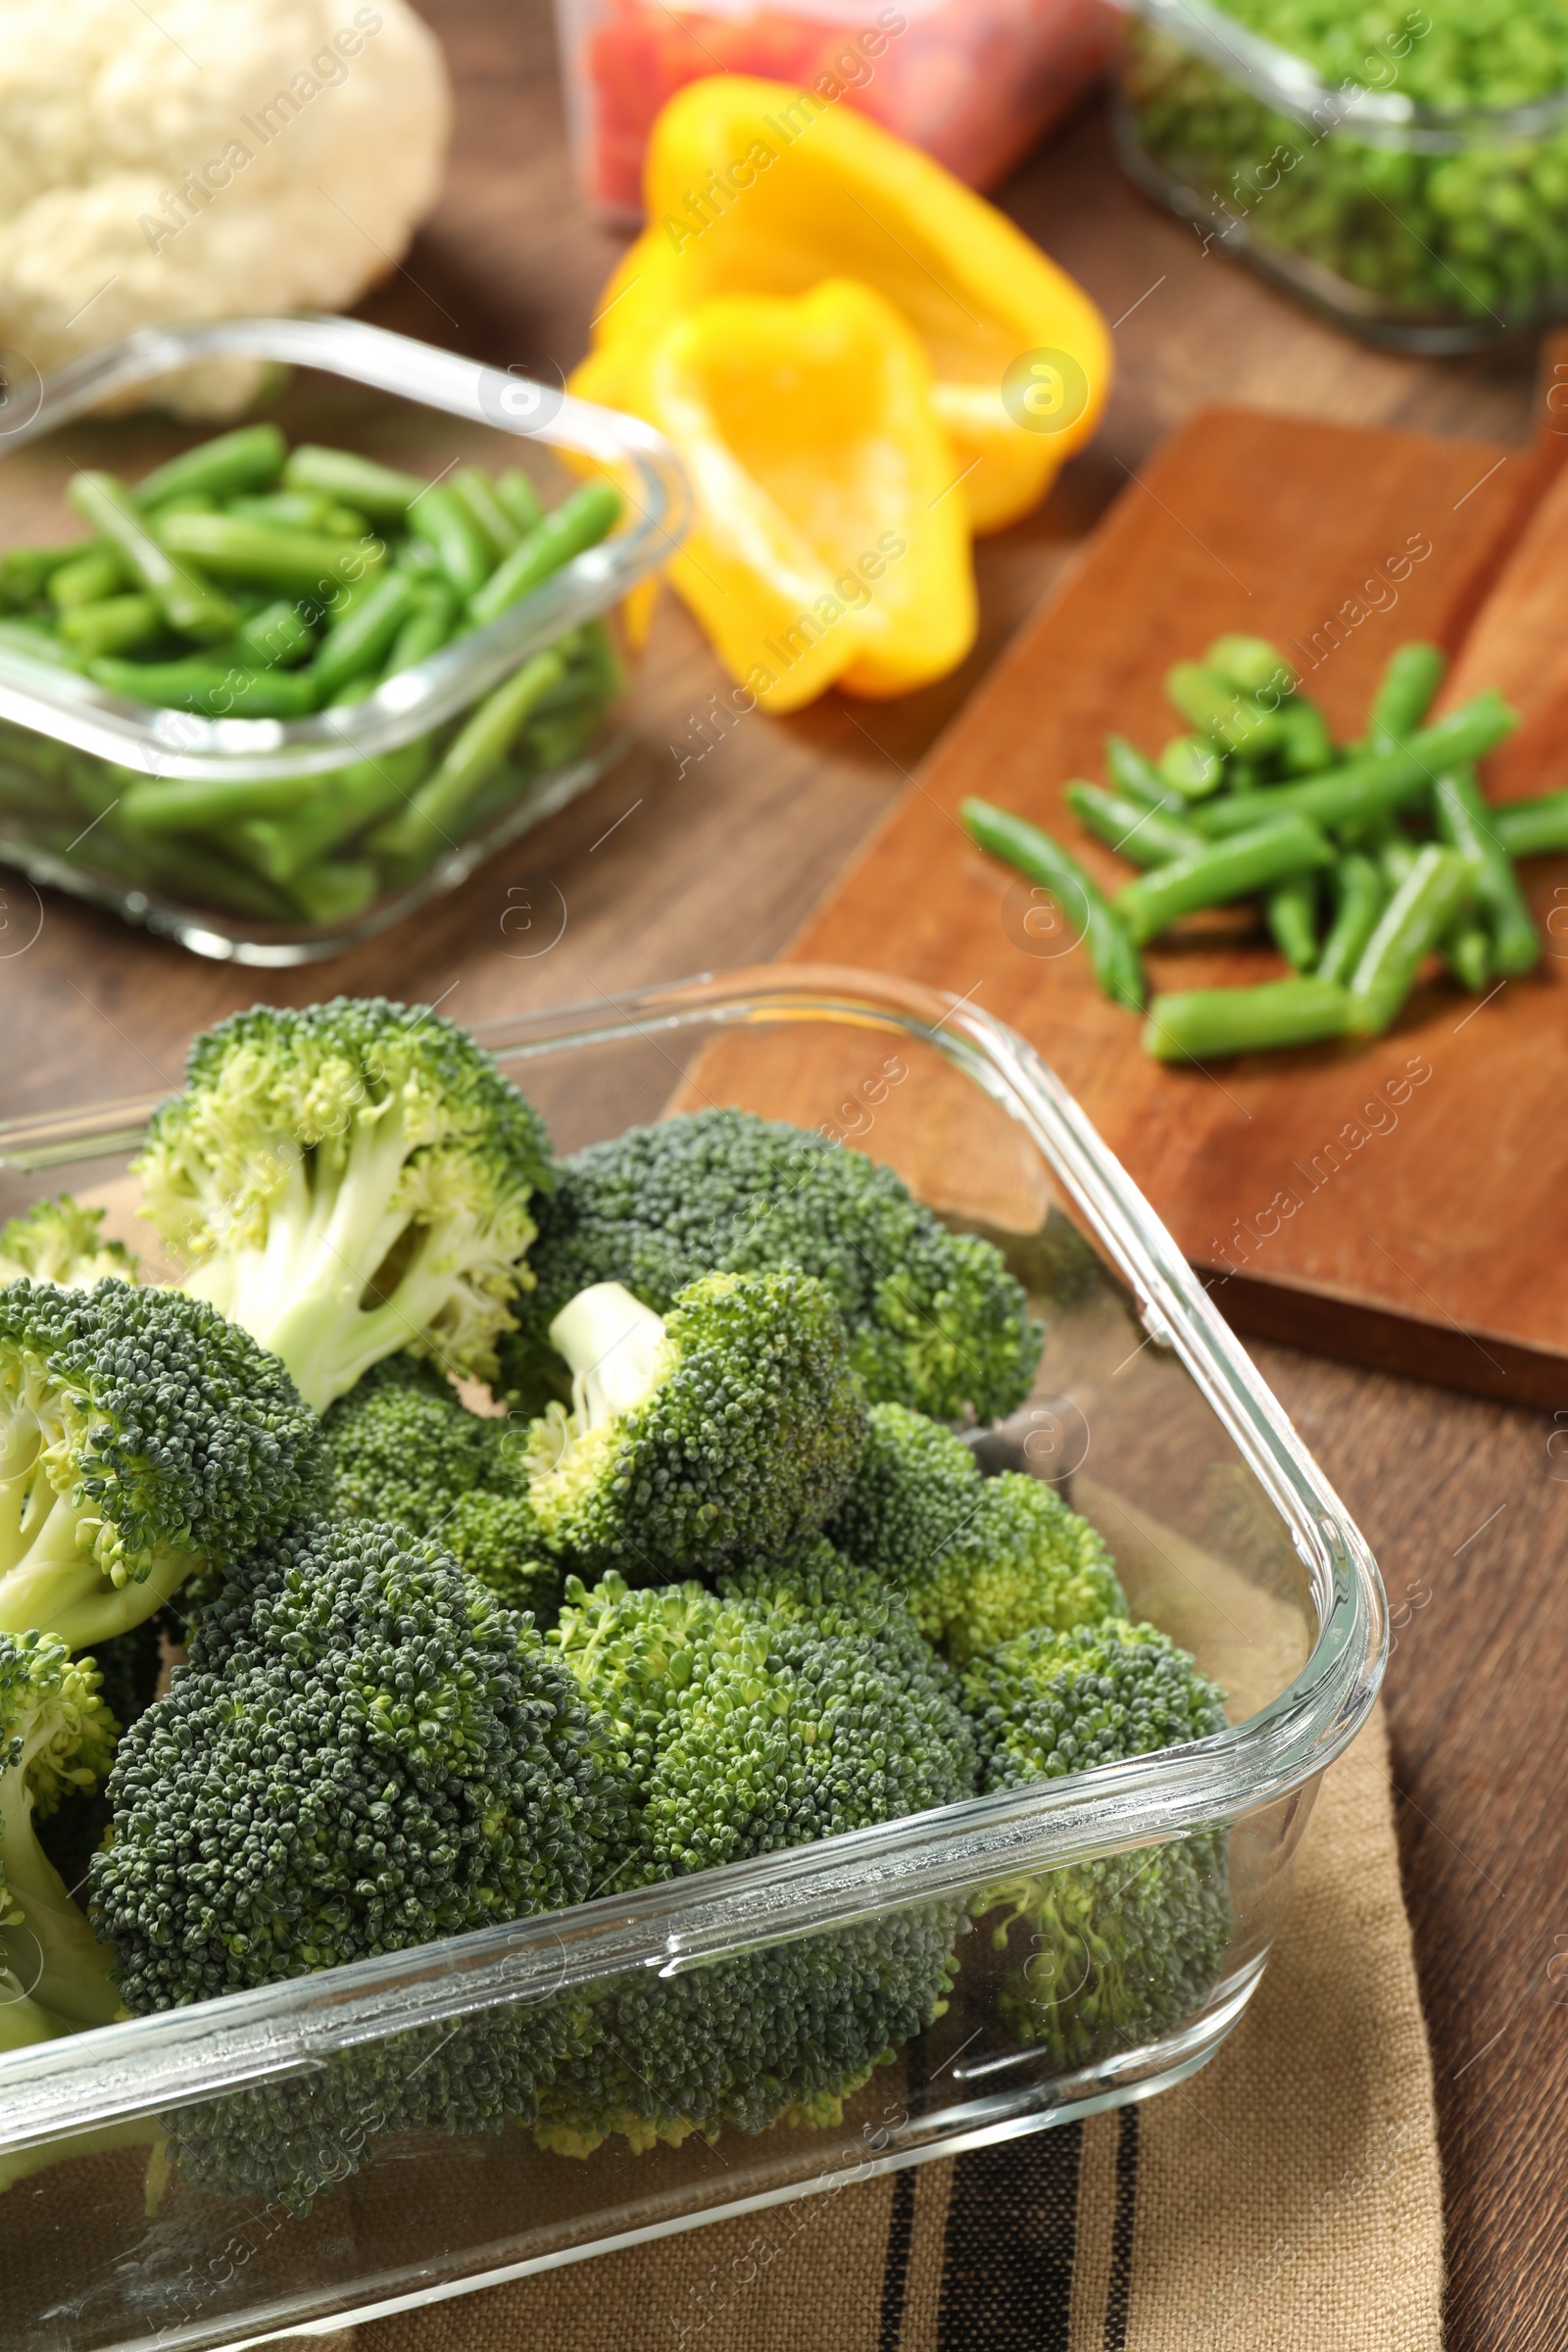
[1111,0,1568,350]
[0,317,688,964]
[0,965,1386,2352]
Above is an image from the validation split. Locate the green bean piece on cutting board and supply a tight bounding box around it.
[1065,783,1206,867]
[1431,764,1542,975]
[1115,814,1335,946]
[960,797,1146,1010]
[1348,846,1475,1034]
[1144,978,1357,1062]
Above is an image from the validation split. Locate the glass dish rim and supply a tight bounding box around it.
[0,315,690,784]
[0,963,1387,2152]
[1110,0,1568,146]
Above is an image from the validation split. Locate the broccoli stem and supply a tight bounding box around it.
[0,1756,122,2026]
[187,1102,533,1409]
[549,1283,667,1428]
[0,1967,70,2052]
[0,1442,194,1648]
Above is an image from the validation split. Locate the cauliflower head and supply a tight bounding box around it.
[0,0,451,413]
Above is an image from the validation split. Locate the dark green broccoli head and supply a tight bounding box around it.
[323,1352,559,1620]
[828,1403,1124,1660]
[135,996,555,1412]
[495,1108,1041,1426]
[95,1520,629,2011]
[534,1906,963,2157]
[0,1278,325,1651]
[0,1627,122,2026]
[165,1994,597,2213]
[544,1561,973,2154]
[962,1619,1231,2068]
[527,1271,868,1582]
[0,1195,139,1290]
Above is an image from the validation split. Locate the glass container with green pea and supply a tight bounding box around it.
[1112,0,1568,349]
[0,317,688,963]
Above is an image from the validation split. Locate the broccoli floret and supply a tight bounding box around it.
[526,1273,867,1582]
[0,1628,121,2027]
[962,1620,1231,2068]
[94,1520,629,2013]
[827,1402,1124,1660]
[36,1619,164,1898]
[134,997,554,1413]
[495,1108,1041,1425]
[0,1278,324,1649]
[323,1352,558,1619]
[0,1195,139,1290]
[536,1565,973,2151]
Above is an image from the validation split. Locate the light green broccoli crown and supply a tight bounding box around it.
[0,1278,324,1650]
[135,997,555,1410]
[827,1405,1124,1659]
[0,1196,139,1291]
[963,1619,1232,2069]
[527,1271,868,1582]
[963,1618,1228,1789]
[496,1106,1042,1425]
[554,1559,975,1886]
[0,1627,122,2026]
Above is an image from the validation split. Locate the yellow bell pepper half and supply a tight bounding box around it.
[596,279,977,713]
[580,74,1110,536]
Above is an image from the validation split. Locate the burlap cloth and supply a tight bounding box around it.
[294,1701,1437,2352]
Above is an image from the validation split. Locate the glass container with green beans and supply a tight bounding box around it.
[1111,0,1568,350]
[964,629,1568,1061]
[0,318,688,963]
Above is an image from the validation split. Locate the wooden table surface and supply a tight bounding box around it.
[3,5,1563,2342]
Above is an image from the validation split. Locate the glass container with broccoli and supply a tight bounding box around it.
[1114,0,1568,346]
[0,981,1371,2337]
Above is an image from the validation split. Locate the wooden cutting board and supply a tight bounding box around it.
[783,407,1568,1406]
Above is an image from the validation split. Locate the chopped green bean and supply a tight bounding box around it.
[310,571,419,700]
[1432,763,1542,975]
[1205,634,1295,697]
[154,512,384,600]
[494,468,545,534]
[1065,782,1206,867]
[89,657,319,719]
[407,484,493,602]
[1348,845,1475,1033]
[1276,697,1335,774]
[281,444,427,520]
[1492,789,1568,860]
[1443,917,1493,992]
[1368,643,1446,751]
[1165,660,1286,756]
[1157,734,1225,799]
[133,424,285,510]
[236,601,316,668]
[226,491,350,534]
[119,768,320,835]
[287,857,379,927]
[69,473,238,643]
[450,467,521,561]
[48,543,130,612]
[1267,870,1319,969]
[1191,693,1517,838]
[1104,735,1184,810]
[1116,814,1335,946]
[1315,855,1386,987]
[468,481,622,627]
[385,583,457,675]
[1145,977,1356,1061]
[231,739,432,881]
[2,545,76,605]
[57,594,161,660]
[961,796,1146,1009]
[372,648,568,860]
